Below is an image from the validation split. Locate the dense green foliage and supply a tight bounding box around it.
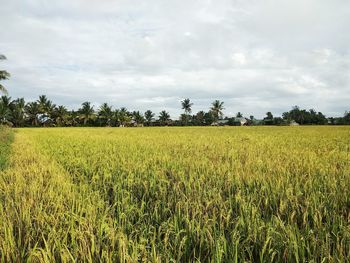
[0,127,349,262]
[1,95,349,127]
[282,106,328,125]
[0,126,13,170]
[0,55,10,94]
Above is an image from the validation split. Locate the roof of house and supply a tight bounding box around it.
[217,119,229,124]
[290,120,300,126]
[233,117,248,122]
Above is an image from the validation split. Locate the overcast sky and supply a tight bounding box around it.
[0,0,349,118]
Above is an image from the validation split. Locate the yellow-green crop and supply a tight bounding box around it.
[0,126,349,262]
[0,126,13,170]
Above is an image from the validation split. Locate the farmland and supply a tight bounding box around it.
[0,126,349,262]
[0,126,13,170]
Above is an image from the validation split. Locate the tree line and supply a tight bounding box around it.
[1,55,349,127]
[0,95,349,127]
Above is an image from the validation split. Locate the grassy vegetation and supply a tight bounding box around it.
[0,126,13,170]
[0,126,349,262]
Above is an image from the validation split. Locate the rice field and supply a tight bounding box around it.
[0,126,13,170]
[0,126,349,262]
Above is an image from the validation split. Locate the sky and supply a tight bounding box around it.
[0,0,349,118]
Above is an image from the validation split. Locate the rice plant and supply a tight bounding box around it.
[0,126,13,170]
[0,126,349,262]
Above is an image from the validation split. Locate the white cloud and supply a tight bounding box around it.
[0,0,349,118]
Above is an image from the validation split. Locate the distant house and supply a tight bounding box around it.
[211,117,248,126]
[232,117,248,126]
[289,120,300,126]
[38,114,54,126]
[120,120,144,127]
[211,120,229,126]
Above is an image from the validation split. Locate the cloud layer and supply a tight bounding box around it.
[0,0,349,118]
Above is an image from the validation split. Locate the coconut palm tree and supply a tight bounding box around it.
[0,55,10,95]
[144,110,155,126]
[46,102,56,124]
[181,98,193,125]
[114,109,120,126]
[0,101,11,125]
[1,96,11,108]
[194,110,206,125]
[78,101,95,125]
[9,98,25,127]
[53,105,68,126]
[67,110,79,127]
[115,107,131,127]
[25,102,40,126]
[37,95,48,124]
[159,110,170,126]
[37,95,56,120]
[98,103,113,126]
[37,95,48,113]
[210,100,224,122]
[133,111,145,126]
[181,98,193,114]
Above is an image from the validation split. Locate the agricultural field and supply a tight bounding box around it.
[0,126,13,170]
[0,126,349,262]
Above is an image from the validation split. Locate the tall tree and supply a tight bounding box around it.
[115,107,131,127]
[79,101,95,125]
[144,110,155,126]
[133,111,145,126]
[0,55,10,94]
[37,95,56,124]
[181,98,193,114]
[181,98,193,125]
[179,114,188,125]
[236,112,243,118]
[204,111,215,125]
[210,100,224,122]
[1,96,11,108]
[37,95,49,114]
[194,111,206,125]
[343,111,350,124]
[98,103,113,126]
[158,110,170,125]
[0,101,11,125]
[266,112,273,119]
[25,102,40,126]
[9,98,25,127]
[282,106,327,125]
[67,110,79,127]
[264,112,274,125]
[0,96,12,124]
[53,105,68,126]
